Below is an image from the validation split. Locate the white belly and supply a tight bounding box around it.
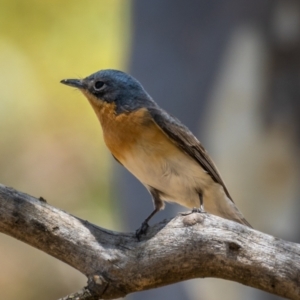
[122,141,222,209]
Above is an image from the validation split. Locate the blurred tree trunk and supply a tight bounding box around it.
[263,1,300,142]
[260,0,300,298]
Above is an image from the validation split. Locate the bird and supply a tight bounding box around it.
[61,69,251,239]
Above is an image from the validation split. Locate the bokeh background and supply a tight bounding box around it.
[1,1,300,299]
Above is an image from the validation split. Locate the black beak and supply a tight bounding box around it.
[60,78,86,89]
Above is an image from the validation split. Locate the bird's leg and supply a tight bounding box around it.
[182,193,206,215]
[136,208,160,240]
[136,188,164,240]
[192,193,206,212]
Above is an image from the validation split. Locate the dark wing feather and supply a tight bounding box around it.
[148,107,233,201]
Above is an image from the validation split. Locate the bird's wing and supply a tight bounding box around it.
[148,107,233,202]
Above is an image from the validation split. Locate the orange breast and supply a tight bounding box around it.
[89,100,156,162]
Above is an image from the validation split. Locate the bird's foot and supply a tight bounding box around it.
[181,206,206,216]
[192,205,206,213]
[135,221,149,241]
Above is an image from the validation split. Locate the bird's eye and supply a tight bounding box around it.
[94,81,105,91]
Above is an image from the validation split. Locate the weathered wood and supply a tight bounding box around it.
[0,183,299,300]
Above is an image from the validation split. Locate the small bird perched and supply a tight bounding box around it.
[61,69,251,238]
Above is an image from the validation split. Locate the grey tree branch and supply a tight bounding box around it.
[0,183,299,300]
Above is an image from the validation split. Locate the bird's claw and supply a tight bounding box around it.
[135,222,149,241]
[181,206,206,216]
[191,206,206,213]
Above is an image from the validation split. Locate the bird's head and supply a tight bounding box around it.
[61,69,154,114]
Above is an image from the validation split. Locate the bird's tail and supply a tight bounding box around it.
[222,200,252,228]
[236,215,252,228]
[204,190,252,228]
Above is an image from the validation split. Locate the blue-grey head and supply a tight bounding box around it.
[61,69,156,113]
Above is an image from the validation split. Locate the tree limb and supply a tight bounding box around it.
[0,183,299,300]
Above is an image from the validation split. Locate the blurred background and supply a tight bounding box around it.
[0,0,299,299]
